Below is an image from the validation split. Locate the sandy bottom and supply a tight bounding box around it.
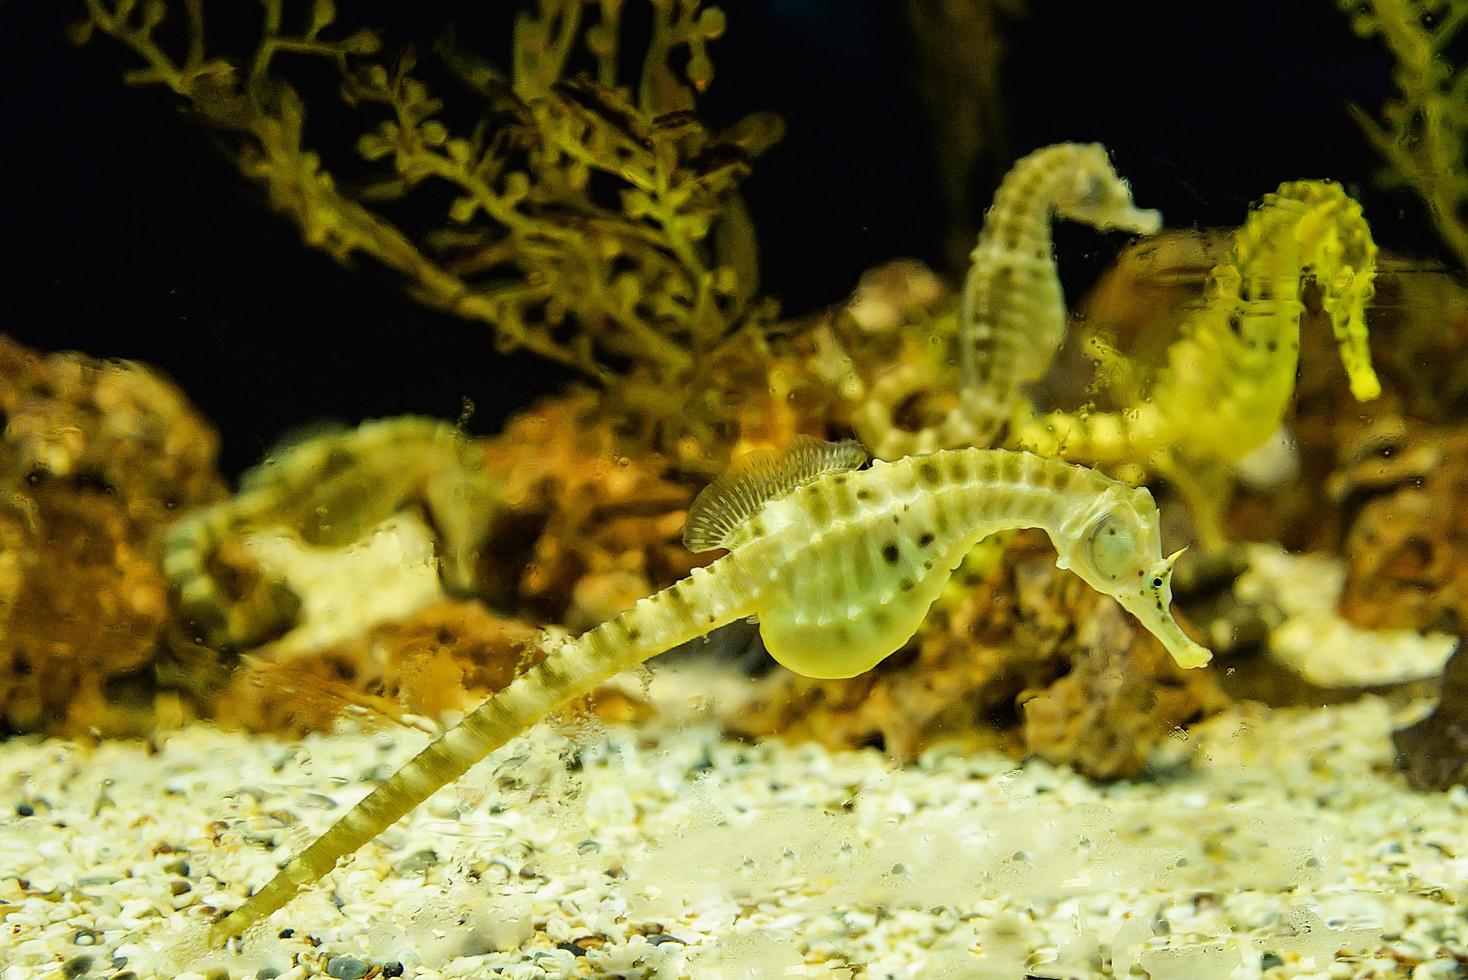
[2,669,1466,979]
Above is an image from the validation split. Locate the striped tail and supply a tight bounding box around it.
[209,561,751,944]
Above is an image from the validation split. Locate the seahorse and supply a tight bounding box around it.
[164,417,500,650]
[207,439,1208,944]
[853,143,1161,460]
[1013,180,1381,544]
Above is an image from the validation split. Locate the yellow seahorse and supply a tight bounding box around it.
[207,439,1208,944]
[1014,179,1382,545]
[853,143,1161,459]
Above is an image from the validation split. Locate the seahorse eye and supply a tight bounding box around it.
[1073,171,1105,209]
[1086,513,1137,581]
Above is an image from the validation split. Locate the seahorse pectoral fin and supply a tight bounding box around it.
[684,436,868,553]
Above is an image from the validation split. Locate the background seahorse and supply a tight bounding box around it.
[164,417,501,650]
[1013,179,1382,546]
[206,439,1208,944]
[853,142,1161,460]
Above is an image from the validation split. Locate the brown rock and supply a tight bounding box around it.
[1394,642,1468,791]
[1336,425,1468,633]
[0,336,225,734]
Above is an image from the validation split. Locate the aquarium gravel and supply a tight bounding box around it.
[2,661,1465,979]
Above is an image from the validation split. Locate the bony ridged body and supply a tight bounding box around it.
[208,445,1207,945]
[855,142,1161,460]
[744,449,1201,677]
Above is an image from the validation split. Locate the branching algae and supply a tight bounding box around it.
[853,142,1160,460]
[1338,0,1468,271]
[1012,179,1382,545]
[208,441,1208,943]
[76,0,781,445]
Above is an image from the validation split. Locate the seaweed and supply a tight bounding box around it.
[74,0,782,445]
[1339,0,1468,270]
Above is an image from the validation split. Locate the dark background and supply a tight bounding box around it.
[0,1,1420,475]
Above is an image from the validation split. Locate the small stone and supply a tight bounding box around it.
[392,848,439,875]
[16,803,34,817]
[381,964,404,978]
[326,955,370,980]
[169,879,191,896]
[62,956,92,979]
[256,969,282,979]
[1260,951,1284,970]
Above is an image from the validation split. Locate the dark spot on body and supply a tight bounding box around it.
[917,532,935,547]
[882,543,900,564]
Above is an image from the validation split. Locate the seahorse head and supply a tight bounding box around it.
[1056,484,1212,669]
[1053,144,1163,237]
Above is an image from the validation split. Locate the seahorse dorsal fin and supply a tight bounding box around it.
[683,436,868,553]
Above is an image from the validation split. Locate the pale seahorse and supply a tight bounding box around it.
[208,438,1208,944]
[164,417,500,651]
[853,142,1161,460]
[1013,180,1382,545]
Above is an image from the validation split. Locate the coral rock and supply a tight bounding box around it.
[1394,642,1468,791]
[1337,425,1468,633]
[480,390,704,629]
[0,336,224,734]
[211,600,542,736]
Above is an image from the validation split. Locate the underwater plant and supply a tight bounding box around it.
[75,0,781,446]
[1013,179,1383,546]
[207,440,1209,943]
[851,142,1160,461]
[1338,0,1468,271]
